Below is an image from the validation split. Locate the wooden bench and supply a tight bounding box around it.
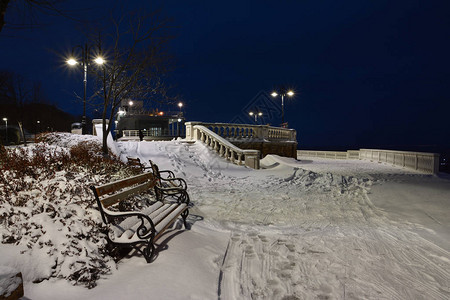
[126,156,151,172]
[126,157,189,203]
[90,172,190,263]
[149,159,188,190]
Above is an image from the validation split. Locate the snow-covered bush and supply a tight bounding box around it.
[0,133,139,288]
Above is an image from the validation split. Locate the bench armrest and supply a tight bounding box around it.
[160,177,187,190]
[159,170,176,178]
[154,186,190,204]
[103,209,156,240]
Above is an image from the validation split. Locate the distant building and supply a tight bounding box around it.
[115,99,185,141]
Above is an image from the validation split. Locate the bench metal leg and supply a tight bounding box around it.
[181,209,189,229]
[142,242,156,263]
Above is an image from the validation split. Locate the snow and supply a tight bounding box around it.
[1,137,449,299]
[0,265,22,297]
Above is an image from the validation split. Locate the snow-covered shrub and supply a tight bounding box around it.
[0,133,139,288]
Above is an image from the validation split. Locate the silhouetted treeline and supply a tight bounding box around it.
[0,70,76,134]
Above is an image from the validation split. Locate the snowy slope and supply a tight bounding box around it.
[19,139,450,299]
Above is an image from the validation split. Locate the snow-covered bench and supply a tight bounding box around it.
[148,159,188,187]
[90,172,190,263]
[127,157,189,203]
[126,156,152,172]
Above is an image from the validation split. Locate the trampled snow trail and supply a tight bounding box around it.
[117,140,450,300]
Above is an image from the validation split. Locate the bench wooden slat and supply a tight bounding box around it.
[154,204,188,241]
[151,203,179,226]
[109,203,187,242]
[95,173,154,197]
[108,202,165,238]
[100,180,156,208]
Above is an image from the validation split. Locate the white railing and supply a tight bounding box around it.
[359,149,439,174]
[297,149,440,174]
[297,150,350,159]
[185,122,296,142]
[122,129,173,138]
[190,125,260,169]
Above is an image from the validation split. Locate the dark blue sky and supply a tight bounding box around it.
[1,0,449,150]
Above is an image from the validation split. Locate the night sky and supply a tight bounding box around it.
[1,0,449,151]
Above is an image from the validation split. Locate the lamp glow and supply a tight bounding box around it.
[271,92,278,97]
[287,91,294,96]
[94,57,105,65]
[67,58,77,65]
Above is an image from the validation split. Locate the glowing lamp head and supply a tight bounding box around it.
[2,118,7,121]
[129,101,133,106]
[271,92,278,97]
[287,91,294,96]
[258,112,263,116]
[178,102,183,108]
[67,58,77,66]
[249,112,254,116]
[94,57,105,65]
[158,111,164,116]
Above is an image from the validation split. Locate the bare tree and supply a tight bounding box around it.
[0,0,68,32]
[89,10,176,155]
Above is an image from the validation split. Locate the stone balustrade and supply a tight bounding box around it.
[185,122,296,142]
[297,149,440,174]
[187,124,260,169]
[186,122,297,159]
[359,149,440,174]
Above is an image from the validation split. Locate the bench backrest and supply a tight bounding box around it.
[90,172,157,223]
[148,160,163,185]
[127,157,144,170]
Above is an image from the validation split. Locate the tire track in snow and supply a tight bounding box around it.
[220,227,450,300]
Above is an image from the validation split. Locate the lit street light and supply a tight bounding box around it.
[178,102,183,116]
[248,111,263,123]
[271,88,294,126]
[67,43,105,134]
[2,118,7,145]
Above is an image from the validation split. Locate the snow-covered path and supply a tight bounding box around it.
[25,140,450,299]
[115,140,450,299]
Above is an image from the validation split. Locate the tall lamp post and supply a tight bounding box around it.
[2,118,7,144]
[271,88,294,126]
[248,111,263,124]
[67,44,104,134]
[177,102,183,137]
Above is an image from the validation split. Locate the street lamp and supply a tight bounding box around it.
[248,111,263,123]
[2,118,7,144]
[67,43,105,134]
[271,88,294,126]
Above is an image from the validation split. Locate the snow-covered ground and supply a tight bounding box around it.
[4,139,450,299]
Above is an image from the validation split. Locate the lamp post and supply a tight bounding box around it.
[271,88,294,126]
[67,44,104,134]
[2,118,7,145]
[248,111,263,124]
[177,102,184,137]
